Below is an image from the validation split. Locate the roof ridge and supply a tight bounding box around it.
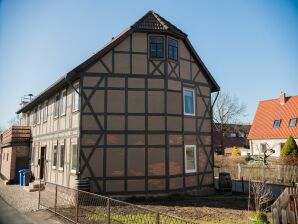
[131,10,187,37]
[259,94,298,103]
[151,11,169,30]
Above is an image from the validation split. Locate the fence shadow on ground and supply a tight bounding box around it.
[39,181,198,224]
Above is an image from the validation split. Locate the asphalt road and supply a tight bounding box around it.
[0,197,33,224]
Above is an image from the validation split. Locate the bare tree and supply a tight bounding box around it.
[7,115,20,126]
[212,91,247,154]
[252,143,276,166]
[249,182,274,212]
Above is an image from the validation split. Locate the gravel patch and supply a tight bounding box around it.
[0,181,38,213]
[0,181,67,224]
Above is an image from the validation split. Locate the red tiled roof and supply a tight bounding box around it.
[248,95,298,140]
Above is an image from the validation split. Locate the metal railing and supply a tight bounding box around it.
[38,181,197,224]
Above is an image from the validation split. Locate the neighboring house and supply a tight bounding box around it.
[213,123,250,155]
[248,92,298,157]
[16,11,220,195]
[0,126,31,183]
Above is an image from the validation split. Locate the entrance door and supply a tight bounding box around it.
[39,147,46,179]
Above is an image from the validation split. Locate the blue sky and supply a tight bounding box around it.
[0,0,297,128]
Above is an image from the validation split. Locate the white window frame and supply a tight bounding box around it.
[184,145,197,173]
[60,89,67,116]
[260,143,267,153]
[58,143,65,171]
[37,105,41,124]
[43,101,48,122]
[70,143,78,173]
[72,83,80,112]
[183,88,196,116]
[289,118,297,127]
[54,94,60,118]
[52,144,58,169]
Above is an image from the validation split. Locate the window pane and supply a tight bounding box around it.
[168,38,178,47]
[59,145,65,168]
[43,102,48,122]
[73,84,79,111]
[54,95,59,117]
[185,146,196,172]
[289,118,297,127]
[61,91,67,115]
[71,144,77,170]
[53,145,57,167]
[273,120,280,128]
[149,36,164,58]
[184,90,194,114]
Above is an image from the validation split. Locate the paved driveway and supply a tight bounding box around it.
[0,197,33,224]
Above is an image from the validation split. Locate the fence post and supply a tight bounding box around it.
[54,184,57,216]
[75,189,79,223]
[38,179,41,209]
[107,198,111,224]
[238,163,241,180]
[155,212,159,224]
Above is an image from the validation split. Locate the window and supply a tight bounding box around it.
[185,145,197,173]
[260,143,267,153]
[149,36,164,58]
[289,118,297,127]
[168,38,178,61]
[33,107,37,125]
[52,145,57,168]
[61,90,67,116]
[73,84,80,112]
[71,144,78,171]
[59,144,65,169]
[183,89,195,116]
[37,105,41,124]
[280,143,285,150]
[2,153,5,161]
[43,101,48,122]
[273,119,281,128]
[54,94,60,117]
[6,153,9,161]
[31,146,35,165]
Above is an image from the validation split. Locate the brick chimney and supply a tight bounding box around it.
[280,91,286,105]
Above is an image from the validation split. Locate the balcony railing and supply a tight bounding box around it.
[0,126,31,145]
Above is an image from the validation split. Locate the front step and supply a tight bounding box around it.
[23,181,44,192]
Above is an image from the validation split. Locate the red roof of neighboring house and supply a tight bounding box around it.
[248,93,298,140]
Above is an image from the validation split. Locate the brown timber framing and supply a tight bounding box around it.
[78,31,215,195]
[17,12,219,195]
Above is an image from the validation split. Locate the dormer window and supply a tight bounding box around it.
[168,37,178,61]
[289,118,297,127]
[273,119,281,128]
[149,36,164,58]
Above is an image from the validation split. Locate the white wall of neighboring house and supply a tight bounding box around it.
[249,138,298,157]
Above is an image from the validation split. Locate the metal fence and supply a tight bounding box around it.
[38,181,197,224]
[214,164,298,185]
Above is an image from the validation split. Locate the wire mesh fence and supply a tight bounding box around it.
[39,181,197,224]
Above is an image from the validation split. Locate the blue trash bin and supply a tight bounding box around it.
[18,169,24,186]
[18,169,29,186]
[23,170,31,186]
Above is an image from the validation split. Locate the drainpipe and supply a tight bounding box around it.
[211,91,220,183]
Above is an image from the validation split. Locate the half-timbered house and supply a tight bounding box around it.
[17,11,220,195]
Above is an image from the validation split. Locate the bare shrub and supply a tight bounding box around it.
[249,182,274,212]
[272,156,298,166]
[214,155,247,167]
